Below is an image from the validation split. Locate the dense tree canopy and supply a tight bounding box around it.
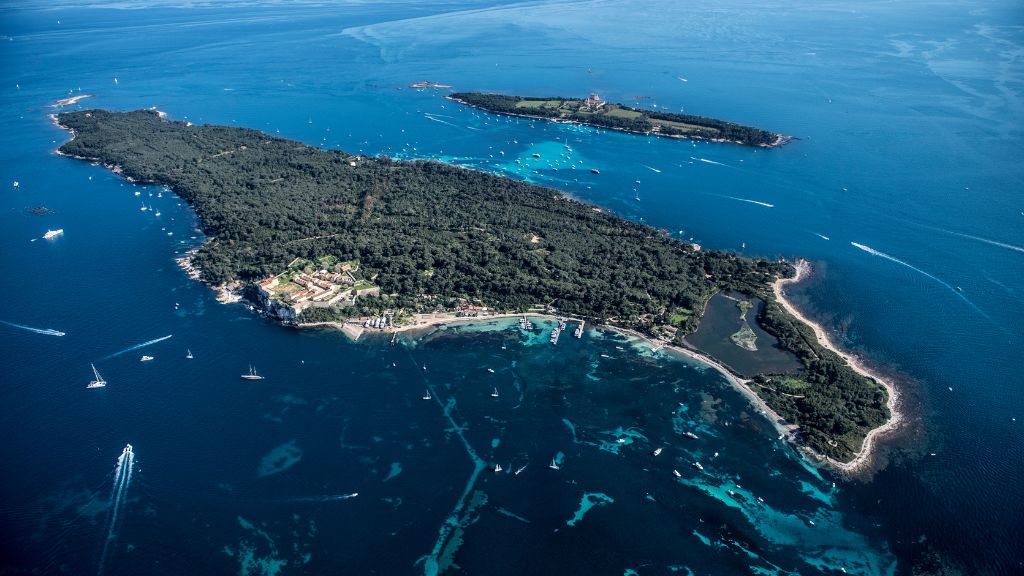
[56,109,887,462]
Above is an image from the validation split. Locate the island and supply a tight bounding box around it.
[54,109,889,467]
[448,92,790,147]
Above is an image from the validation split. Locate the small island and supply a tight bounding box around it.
[448,92,790,147]
[55,109,889,467]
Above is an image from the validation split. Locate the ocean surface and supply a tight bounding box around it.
[0,1,1021,574]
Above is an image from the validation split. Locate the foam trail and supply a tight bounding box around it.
[721,195,774,208]
[691,156,729,167]
[102,335,172,360]
[851,242,997,324]
[0,320,65,336]
[423,114,459,129]
[98,445,134,575]
[286,493,358,502]
[641,164,662,173]
[911,223,1024,254]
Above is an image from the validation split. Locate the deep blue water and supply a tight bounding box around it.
[1,1,1022,574]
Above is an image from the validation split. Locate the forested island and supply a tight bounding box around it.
[56,109,885,463]
[449,92,788,147]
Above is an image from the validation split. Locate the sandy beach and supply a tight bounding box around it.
[773,259,902,473]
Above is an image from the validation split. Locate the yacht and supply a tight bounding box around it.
[486,368,495,373]
[652,448,663,456]
[43,229,64,239]
[240,365,264,380]
[185,349,193,359]
[87,364,107,389]
[693,462,704,470]
[140,355,154,362]
[673,469,682,478]
[683,431,699,440]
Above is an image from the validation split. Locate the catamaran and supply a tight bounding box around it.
[240,365,264,380]
[87,363,107,389]
[185,349,193,359]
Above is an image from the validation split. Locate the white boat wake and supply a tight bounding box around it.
[814,233,831,241]
[641,164,661,173]
[102,335,172,360]
[722,195,774,208]
[0,319,65,336]
[285,493,359,502]
[423,113,459,128]
[850,242,997,325]
[913,223,1024,255]
[98,444,134,575]
[691,156,729,167]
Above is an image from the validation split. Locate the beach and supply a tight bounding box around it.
[772,259,903,473]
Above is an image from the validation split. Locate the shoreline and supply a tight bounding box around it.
[772,259,902,474]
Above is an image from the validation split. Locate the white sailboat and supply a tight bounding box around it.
[240,365,264,380]
[185,349,193,359]
[548,457,560,470]
[491,387,499,398]
[422,389,432,400]
[87,363,106,389]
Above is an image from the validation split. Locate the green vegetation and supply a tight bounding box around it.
[56,109,885,462]
[449,92,787,147]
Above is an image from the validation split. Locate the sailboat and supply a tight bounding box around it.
[422,389,432,400]
[548,457,560,470]
[185,349,193,359]
[87,363,107,389]
[240,365,264,380]
[491,387,499,398]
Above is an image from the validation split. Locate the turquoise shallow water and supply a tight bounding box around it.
[0,1,1021,574]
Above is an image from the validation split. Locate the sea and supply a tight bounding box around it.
[0,1,1021,574]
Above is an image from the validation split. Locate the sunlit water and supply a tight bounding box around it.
[0,1,1021,574]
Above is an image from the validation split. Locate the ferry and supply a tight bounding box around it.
[140,355,154,362]
[240,365,264,380]
[87,363,107,389]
